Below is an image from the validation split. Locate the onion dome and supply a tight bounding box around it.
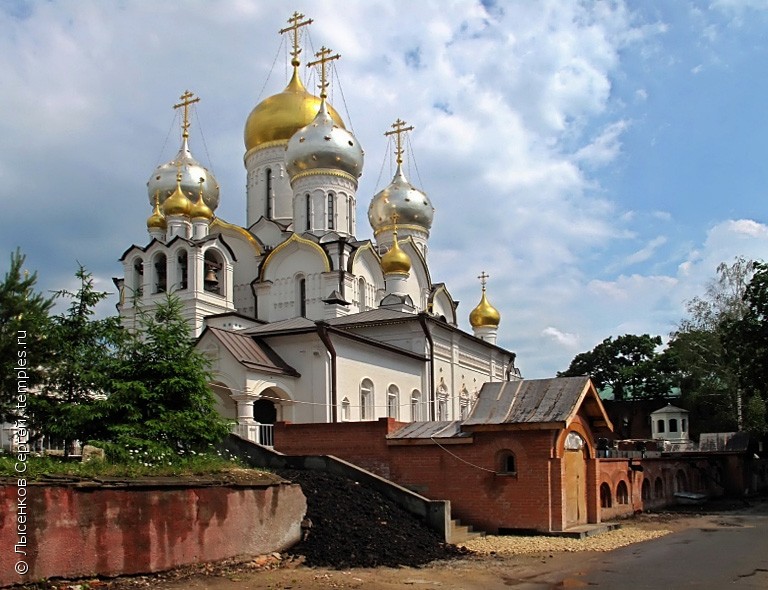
[380,229,412,274]
[244,69,346,153]
[368,163,434,236]
[147,136,220,212]
[469,283,501,329]
[162,173,192,217]
[190,190,214,220]
[285,101,363,179]
[146,192,166,230]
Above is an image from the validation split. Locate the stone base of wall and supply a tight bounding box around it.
[0,476,306,587]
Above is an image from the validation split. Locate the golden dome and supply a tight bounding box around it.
[146,193,166,230]
[244,68,346,153]
[380,231,412,274]
[163,174,192,217]
[470,290,500,328]
[190,191,213,220]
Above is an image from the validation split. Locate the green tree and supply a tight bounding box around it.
[0,249,54,423]
[31,265,124,455]
[558,334,674,401]
[95,295,231,463]
[721,260,768,434]
[669,257,756,434]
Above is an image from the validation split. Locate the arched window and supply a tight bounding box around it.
[357,277,366,311]
[265,168,272,218]
[681,418,687,432]
[348,197,354,234]
[657,419,665,434]
[437,384,449,421]
[341,397,351,422]
[642,478,651,501]
[132,257,144,297]
[600,483,612,508]
[327,193,335,230]
[203,250,222,294]
[669,418,678,433]
[497,450,517,475]
[360,379,374,420]
[387,385,399,419]
[675,469,688,492]
[616,481,629,505]
[176,250,188,290]
[459,389,470,420]
[305,193,312,231]
[654,477,664,499]
[153,253,167,294]
[411,390,421,421]
[296,275,307,317]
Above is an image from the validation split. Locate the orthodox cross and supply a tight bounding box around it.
[173,90,200,139]
[279,11,313,67]
[308,46,340,99]
[384,119,414,164]
[478,271,489,291]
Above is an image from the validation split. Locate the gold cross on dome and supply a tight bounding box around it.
[173,90,200,139]
[279,11,313,67]
[384,119,414,164]
[307,46,340,99]
[478,271,489,291]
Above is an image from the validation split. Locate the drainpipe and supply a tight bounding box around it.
[249,277,259,319]
[316,322,337,423]
[417,313,436,421]
[338,237,346,301]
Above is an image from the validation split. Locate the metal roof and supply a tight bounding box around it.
[326,308,417,327]
[387,420,467,440]
[243,317,316,335]
[464,376,592,426]
[205,327,299,376]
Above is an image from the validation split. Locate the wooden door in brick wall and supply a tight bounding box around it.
[564,433,588,527]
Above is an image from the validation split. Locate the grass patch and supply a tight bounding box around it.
[0,451,249,480]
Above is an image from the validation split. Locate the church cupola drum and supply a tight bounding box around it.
[244,12,347,228]
[368,120,434,257]
[146,90,220,225]
[285,46,363,237]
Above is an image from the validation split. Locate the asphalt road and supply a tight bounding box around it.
[554,513,768,589]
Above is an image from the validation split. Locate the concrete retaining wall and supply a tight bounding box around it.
[0,478,306,587]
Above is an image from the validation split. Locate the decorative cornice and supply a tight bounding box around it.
[244,139,289,162]
[260,233,331,280]
[211,218,262,255]
[290,168,358,184]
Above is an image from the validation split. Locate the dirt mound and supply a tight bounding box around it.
[277,469,464,569]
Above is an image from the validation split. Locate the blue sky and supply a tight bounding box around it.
[1,0,767,378]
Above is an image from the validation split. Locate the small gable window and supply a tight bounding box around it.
[497,450,517,476]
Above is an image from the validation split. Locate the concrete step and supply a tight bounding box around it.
[450,518,486,544]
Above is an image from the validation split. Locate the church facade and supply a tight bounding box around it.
[116,13,519,442]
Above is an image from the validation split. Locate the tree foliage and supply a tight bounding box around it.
[92,295,231,462]
[30,265,125,454]
[670,257,758,434]
[558,334,674,400]
[0,249,54,422]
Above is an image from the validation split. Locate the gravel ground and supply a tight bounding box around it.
[463,525,673,555]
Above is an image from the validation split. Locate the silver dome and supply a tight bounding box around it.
[285,101,363,179]
[368,164,434,234]
[147,137,220,211]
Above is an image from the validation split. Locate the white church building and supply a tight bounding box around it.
[115,13,520,445]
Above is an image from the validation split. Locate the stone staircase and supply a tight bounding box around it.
[450,518,485,544]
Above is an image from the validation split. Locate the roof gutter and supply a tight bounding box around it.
[316,321,338,423]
